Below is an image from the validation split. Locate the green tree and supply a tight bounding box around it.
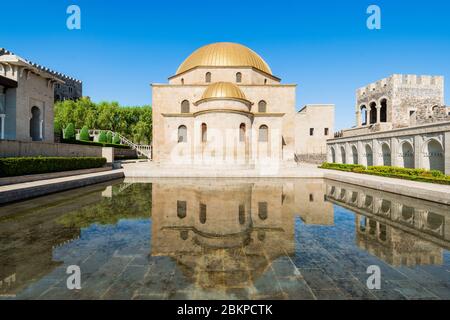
[98,130,107,143]
[63,123,76,140]
[79,126,90,141]
[54,99,152,144]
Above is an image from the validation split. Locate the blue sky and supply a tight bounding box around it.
[1,0,449,130]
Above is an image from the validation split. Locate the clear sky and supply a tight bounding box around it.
[1,0,450,130]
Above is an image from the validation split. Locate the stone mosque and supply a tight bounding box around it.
[151,42,334,168]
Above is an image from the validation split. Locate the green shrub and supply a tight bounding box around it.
[320,162,365,172]
[112,133,121,145]
[63,123,75,140]
[106,131,113,144]
[98,131,107,143]
[61,139,130,149]
[79,126,90,141]
[0,157,107,177]
[320,163,450,185]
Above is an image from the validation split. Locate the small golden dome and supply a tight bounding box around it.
[199,82,249,104]
[176,42,272,75]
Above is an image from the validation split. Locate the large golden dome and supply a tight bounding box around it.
[176,42,272,75]
[197,82,250,104]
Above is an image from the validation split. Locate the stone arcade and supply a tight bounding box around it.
[328,74,450,175]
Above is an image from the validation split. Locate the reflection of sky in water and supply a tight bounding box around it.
[1,180,449,300]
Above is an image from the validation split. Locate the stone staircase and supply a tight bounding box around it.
[76,129,152,159]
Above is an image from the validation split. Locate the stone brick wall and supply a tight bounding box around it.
[355,74,445,129]
[295,153,327,164]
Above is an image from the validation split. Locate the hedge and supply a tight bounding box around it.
[320,163,450,185]
[61,139,130,149]
[320,162,365,172]
[0,157,107,177]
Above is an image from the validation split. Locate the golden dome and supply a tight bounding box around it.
[198,82,249,104]
[176,42,272,75]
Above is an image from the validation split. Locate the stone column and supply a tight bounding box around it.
[414,135,422,169]
[372,139,379,166]
[357,141,364,166]
[376,106,381,124]
[327,145,332,163]
[39,119,44,141]
[445,132,450,175]
[391,137,398,167]
[356,111,362,127]
[0,114,5,140]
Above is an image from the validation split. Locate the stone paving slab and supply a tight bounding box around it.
[0,169,124,204]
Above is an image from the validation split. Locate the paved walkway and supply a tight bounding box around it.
[122,161,324,178]
[323,170,450,205]
[2,162,449,206]
[123,161,450,205]
[0,169,124,204]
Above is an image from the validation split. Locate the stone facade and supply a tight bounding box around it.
[345,74,447,138]
[295,104,334,162]
[0,48,82,102]
[54,76,82,102]
[328,74,450,174]
[0,49,82,143]
[152,42,334,168]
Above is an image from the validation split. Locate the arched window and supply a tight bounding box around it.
[340,146,346,164]
[360,105,367,125]
[181,100,190,113]
[351,146,358,164]
[258,202,268,220]
[181,78,184,85]
[201,123,207,142]
[259,125,268,142]
[239,204,245,225]
[380,99,387,122]
[239,123,246,142]
[177,200,187,219]
[369,102,377,124]
[400,142,414,169]
[236,72,242,83]
[425,139,444,172]
[178,125,187,143]
[199,203,207,224]
[205,72,211,83]
[30,106,42,141]
[258,100,267,113]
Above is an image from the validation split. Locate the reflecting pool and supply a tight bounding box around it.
[0,178,449,300]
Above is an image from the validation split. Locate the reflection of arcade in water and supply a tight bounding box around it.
[150,178,333,289]
[325,180,450,267]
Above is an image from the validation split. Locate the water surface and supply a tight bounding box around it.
[0,178,449,300]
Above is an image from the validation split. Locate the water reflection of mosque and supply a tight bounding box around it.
[325,180,450,267]
[150,178,333,289]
